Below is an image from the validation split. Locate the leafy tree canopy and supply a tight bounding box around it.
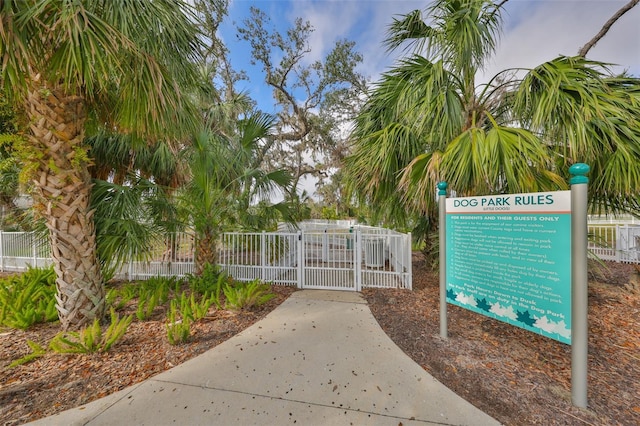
[345,0,640,232]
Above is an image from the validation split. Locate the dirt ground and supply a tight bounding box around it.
[1,255,639,425]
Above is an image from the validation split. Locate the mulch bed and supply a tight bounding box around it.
[363,253,640,426]
[0,285,297,425]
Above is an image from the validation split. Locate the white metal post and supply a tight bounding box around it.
[570,163,589,408]
[261,231,266,281]
[615,224,621,261]
[31,232,37,267]
[322,229,329,262]
[407,232,412,290]
[297,231,304,289]
[0,231,4,272]
[355,229,362,291]
[438,182,448,339]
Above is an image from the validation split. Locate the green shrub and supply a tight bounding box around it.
[187,263,226,294]
[136,289,158,321]
[0,265,58,329]
[9,340,47,368]
[135,285,168,321]
[166,298,191,345]
[106,283,138,311]
[223,280,275,311]
[191,293,214,320]
[49,308,133,354]
[186,264,229,308]
[209,274,228,309]
[175,291,194,323]
[140,276,177,304]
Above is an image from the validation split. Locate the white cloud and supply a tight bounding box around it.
[287,1,361,65]
[481,0,640,81]
[284,0,427,80]
[288,1,640,81]
[490,302,518,320]
[228,1,640,94]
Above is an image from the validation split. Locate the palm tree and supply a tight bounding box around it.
[180,111,293,273]
[0,0,202,328]
[345,0,640,230]
[90,176,169,281]
[87,132,187,279]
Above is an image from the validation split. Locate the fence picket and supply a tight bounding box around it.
[587,223,640,263]
[1,222,637,288]
[0,223,415,289]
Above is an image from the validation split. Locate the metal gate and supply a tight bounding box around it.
[217,227,411,291]
[218,225,412,291]
[300,230,360,291]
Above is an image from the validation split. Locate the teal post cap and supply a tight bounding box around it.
[437,181,447,196]
[569,163,590,185]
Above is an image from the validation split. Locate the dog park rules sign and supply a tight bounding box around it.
[445,191,572,344]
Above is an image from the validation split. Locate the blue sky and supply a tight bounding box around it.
[219,0,640,110]
[217,0,639,198]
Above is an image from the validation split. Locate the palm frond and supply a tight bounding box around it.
[3,0,204,138]
[91,177,166,279]
[385,9,434,53]
[513,56,640,215]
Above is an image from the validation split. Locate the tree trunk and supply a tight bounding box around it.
[195,230,218,275]
[26,75,105,329]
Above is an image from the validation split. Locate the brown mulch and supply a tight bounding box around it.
[1,257,639,425]
[0,285,297,426]
[362,253,640,426]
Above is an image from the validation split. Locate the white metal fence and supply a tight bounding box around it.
[0,223,413,290]
[2,222,636,285]
[219,227,413,290]
[218,231,299,286]
[0,232,52,271]
[588,224,640,263]
[115,232,196,279]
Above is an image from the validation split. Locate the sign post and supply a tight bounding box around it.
[570,163,590,408]
[438,182,448,339]
[440,164,590,408]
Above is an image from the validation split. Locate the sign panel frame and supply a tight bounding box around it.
[445,190,572,344]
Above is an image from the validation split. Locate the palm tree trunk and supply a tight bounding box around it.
[26,76,105,329]
[195,230,218,275]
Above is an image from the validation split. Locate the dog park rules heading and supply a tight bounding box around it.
[446,191,572,344]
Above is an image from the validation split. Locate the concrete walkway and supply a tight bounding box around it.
[29,290,500,425]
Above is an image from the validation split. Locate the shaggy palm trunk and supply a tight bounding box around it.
[26,77,105,329]
[195,230,218,275]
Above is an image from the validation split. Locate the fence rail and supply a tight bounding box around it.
[588,224,640,263]
[3,223,634,286]
[0,224,413,290]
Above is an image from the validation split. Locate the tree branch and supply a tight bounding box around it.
[487,0,509,23]
[496,0,509,10]
[578,0,639,57]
